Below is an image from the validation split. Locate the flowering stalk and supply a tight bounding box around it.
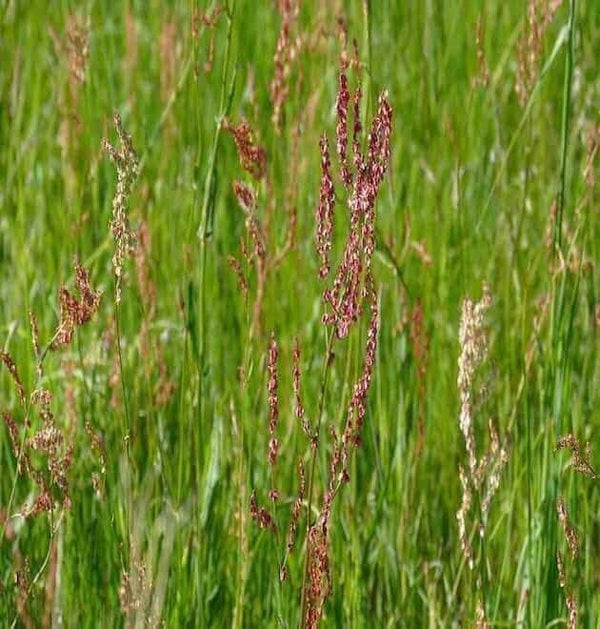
[456,285,508,624]
[300,64,392,626]
[102,112,139,306]
[320,89,392,339]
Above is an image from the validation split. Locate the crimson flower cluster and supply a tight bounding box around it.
[316,72,392,339]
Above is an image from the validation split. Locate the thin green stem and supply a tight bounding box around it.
[554,0,577,255]
[542,3,577,621]
[196,0,236,376]
[114,297,135,557]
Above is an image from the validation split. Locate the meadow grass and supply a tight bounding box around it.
[1,1,599,626]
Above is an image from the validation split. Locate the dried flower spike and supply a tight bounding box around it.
[556,497,579,560]
[103,111,139,304]
[52,261,102,349]
[457,284,492,475]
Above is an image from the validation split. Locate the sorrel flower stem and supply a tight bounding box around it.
[300,327,336,628]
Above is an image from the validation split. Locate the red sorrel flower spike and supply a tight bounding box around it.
[315,135,335,280]
[286,458,305,552]
[367,91,393,188]
[250,491,277,533]
[336,73,352,188]
[292,338,312,438]
[0,351,26,407]
[52,261,102,349]
[321,84,392,339]
[232,180,257,213]
[352,84,363,170]
[267,332,280,466]
[223,119,267,180]
[341,276,379,472]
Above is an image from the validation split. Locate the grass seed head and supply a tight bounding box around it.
[103,112,139,305]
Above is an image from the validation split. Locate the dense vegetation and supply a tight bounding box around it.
[1,1,599,626]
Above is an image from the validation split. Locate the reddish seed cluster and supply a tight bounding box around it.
[248,214,266,264]
[341,280,379,471]
[4,389,74,516]
[286,458,305,552]
[249,490,277,534]
[317,81,392,339]
[267,332,280,466]
[351,85,363,170]
[28,311,42,381]
[233,180,266,263]
[232,180,257,213]
[0,351,26,407]
[336,73,351,187]
[304,521,332,628]
[315,135,335,280]
[4,413,30,474]
[223,119,267,180]
[292,338,311,438]
[53,261,102,349]
[30,390,74,512]
[326,425,347,490]
[270,0,301,132]
[192,3,222,37]
[227,255,248,296]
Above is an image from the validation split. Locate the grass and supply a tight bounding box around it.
[1,0,599,626]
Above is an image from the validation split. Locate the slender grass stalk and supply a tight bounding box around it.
[192,0,236,609]
[195,0,236,380]
[478,23,570,231]
[554,0,577,255]
[113,301,134,550]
